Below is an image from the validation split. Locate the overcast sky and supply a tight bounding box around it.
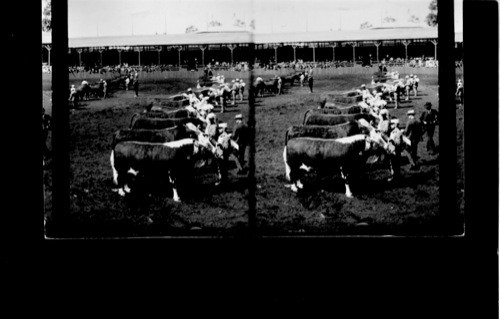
[61,0,463,37]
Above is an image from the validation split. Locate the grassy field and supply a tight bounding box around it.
[42,66,464,237]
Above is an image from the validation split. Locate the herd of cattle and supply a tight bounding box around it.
[102,67,421,201]
[282,72,417,198]
[110,108,231,202]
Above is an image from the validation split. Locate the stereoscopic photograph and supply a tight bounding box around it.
[41,0,465,238]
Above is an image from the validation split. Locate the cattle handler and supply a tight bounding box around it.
[419,102,439,155]
[404,109,423,170]
[232,114,249,174]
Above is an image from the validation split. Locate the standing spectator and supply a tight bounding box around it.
[125,76,130,90]
[299,73,305,87]
[133,78,139,97]
[103,80,108,99]
[275,76,282,95]
[308,72,314,93]
[377,109,392,142]
[412,74,419,97]
[204,113,219,144]
[239,79,245,101]
[42,107,52,168]
[455,79,464,105]
[419,102,439,155]
[231,114,249,173]
[68,84,77,107]
[404,109,423,170]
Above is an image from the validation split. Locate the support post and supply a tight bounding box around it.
[351,42,357,64]
[292,45,297,61]
[402,40,411,62]
[431,40,438,60]
[200,45,207,66]
[175,46,183,67]
[157,47,162,65]
[134,47,142,66]
[330,43,337,62]
[227,44,236,65]
[374,41,381,63]
[76,48,83,66]
[273,45,279,63]
[311,43,316,63]
[98,48,104,66]
[117,49,122,65]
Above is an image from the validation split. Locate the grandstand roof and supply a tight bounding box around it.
[41,27,463,48]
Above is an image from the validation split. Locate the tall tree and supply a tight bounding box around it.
[360,21,373,29]
[185,25,198,33]
[426,0,438,26]
[249,19,255,30]
[42,0,51,32]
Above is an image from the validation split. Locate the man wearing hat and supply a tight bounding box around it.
[232,113,249,173]
[404,109,423,169]
[419,102,439,154]
[377,109,392,142]
[204,112,220,144]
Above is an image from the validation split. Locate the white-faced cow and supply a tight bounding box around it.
[110,138,210,202]
[283,134,376,198]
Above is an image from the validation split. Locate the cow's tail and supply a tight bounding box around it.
[283,146,291,182]
[303,109,313,125]
[129,113,140,129]
[110,150,119,186]
[284,127,290,146]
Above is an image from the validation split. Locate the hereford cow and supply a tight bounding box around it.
[283,135,375,197]
[303,112,376,126]
[284,121,364,145]
[110,138,216,201]
[129,114,205,130]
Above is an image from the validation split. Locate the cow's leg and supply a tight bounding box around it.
[340,166,353,198]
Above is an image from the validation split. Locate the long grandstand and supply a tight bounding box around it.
[41,26,463,69]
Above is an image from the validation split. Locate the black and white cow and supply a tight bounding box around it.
[303,112,376,126]
[283,135,376,198]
